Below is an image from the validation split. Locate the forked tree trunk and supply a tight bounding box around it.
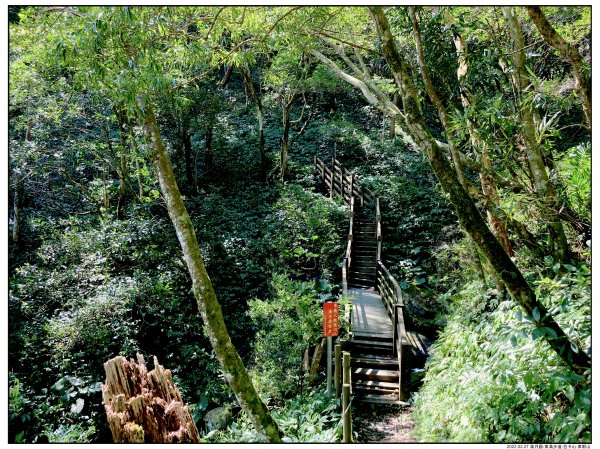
[502,7,570,263]
[102,354,200,443]
[367,6,589,375]
[136,97,283,442]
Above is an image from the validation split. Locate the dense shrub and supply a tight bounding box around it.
[413,260,591,443]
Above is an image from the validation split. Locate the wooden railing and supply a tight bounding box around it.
[315,156,406,401]
[376,260,406,400]
[314,157,376,207]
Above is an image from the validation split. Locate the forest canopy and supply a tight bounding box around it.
[7,5,591,444]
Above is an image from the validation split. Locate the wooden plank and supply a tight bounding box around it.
[349,288,394,337]
[353,368,398,382]
[357,395,409,406]
[354,379,399,390]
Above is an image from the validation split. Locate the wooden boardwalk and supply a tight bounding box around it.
[350,288,393,340]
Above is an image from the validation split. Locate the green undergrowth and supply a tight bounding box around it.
[413,259,591,443]
[204,385,342,443]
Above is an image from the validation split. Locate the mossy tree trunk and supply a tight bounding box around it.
[136,96,283,442]
[367,6,589,375]
[502,7,570,264]
[409,7,488,286]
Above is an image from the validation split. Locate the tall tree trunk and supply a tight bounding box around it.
[241,67,268,180]
[12,121,31,243]
[116,108,129,220]
[12,177,21,243]
[409,7,488,286]
[502,7,570,263]
[102,123,114,214]
[183,128,193,190]
[204,125,213,177]
[136,97,283,442]
[451,23,514,266]
[389,93,399,139]
[367,6,589,375]
[280,102,292,181]
[130,129,144,200]
[525,6,591,126]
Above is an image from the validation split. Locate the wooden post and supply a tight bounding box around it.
[334,343,342,397]
[330,159,334,198]
[342,384,352,443]
[393,304,399,355]
[349,173,354,205]
[339,167,344,202]
[342,351,351,387]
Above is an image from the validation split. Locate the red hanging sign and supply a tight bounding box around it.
[323,302,339,337]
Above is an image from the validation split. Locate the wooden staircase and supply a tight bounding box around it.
[314,157,413,406]
[347,207,377,289]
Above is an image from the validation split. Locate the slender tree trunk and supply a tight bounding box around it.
[502,7,570,263]
[136,97,283,442]
[183,128,193,190]
[116,109,129,220]
[389,93,399,139]
[12,177,21,243]
[368,6,589,375]
[241,67,268,180]
[525,6,591,126]
[220,64,234,88]
[409,7,488,286]
[204,125,213,177]
[453,30,513,255]
[129,129,144,200]
[280,102,292,181]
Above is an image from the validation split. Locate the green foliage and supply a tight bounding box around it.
[555,142,591,223]
[263,185,347,279]
[206,386,341,442]
[248,275,344,399]
[413,261,591,443]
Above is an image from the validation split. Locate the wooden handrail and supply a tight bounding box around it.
[376,260,405,401]
[315,157,376,207]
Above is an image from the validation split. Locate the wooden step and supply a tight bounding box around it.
[352,254,376,259]
[348,282,375,289]
[357,395,408,406]
[351,338,393,348]
[353,368,398,382]
[349,266,376,272]
[350,260,376,267]
[348,276,376,285]
[353,379,400,394]
[350,343,393,356]
[353,355,398,370]
[349,268,376,274]
[352,250,376,256]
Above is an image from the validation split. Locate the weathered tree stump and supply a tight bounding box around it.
[102,353,200,443]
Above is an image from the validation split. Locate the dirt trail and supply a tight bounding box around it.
[353,403,415,443]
